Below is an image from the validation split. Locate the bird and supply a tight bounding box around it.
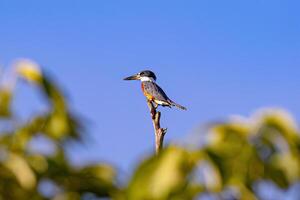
[124,70,187,110]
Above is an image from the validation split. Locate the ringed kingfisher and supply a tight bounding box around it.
[124,70,187,110]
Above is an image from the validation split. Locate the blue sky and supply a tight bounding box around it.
[0,0,300,173]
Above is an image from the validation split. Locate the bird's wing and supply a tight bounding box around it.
[143,82,170,102]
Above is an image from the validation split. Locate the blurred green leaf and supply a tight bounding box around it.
[4,153,36,190]
[127,146,198,200]
[0,88,12,117]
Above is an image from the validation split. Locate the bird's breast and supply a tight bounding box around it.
[141,83,154,100]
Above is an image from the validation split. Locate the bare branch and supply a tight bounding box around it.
[147,101,167,154]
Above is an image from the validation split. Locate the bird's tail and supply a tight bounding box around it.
[169,101,187,110]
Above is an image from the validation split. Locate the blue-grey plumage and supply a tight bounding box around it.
[124,70,187,110]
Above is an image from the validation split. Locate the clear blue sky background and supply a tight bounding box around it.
[0,0,299,174]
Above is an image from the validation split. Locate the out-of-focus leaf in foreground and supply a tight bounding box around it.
[0,88,12,117]
[127,146,201,200]
[0,60,119,200]
[125,108,300,200]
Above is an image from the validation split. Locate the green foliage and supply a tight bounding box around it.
[0,61,118,200]
[126,146,201,200]
[125,109,300,200]
[0,60,299,199]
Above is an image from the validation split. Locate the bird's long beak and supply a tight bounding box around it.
[123,74,140,80]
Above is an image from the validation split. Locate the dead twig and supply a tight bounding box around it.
[147,100,167,154]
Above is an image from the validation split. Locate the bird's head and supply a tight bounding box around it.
[124,70,157,82]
